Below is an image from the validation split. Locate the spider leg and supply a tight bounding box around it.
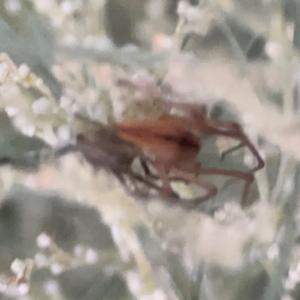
[220,130,264,173]
[140,159,151,176]
[115,169,162,201]
[139,161,191,184]
[197,167,254,206]
[138,164,213,208]
[178,175,218,209]
[154,162,180,201]
[201,118,264,173]
[171,166,254,206]
[128,171,161,191]
[220,141,245,161]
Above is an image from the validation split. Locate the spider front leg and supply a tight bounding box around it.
[220,141,245,161]
[208,120,264,173]
[191,110,264,173]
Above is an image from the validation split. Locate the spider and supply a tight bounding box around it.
[71,99,264,209]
